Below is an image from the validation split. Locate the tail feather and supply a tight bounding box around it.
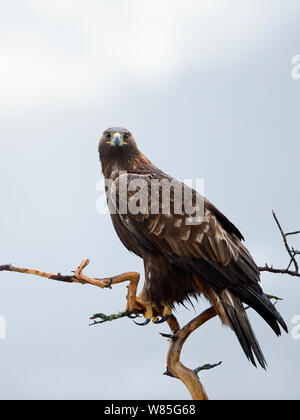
[235,285,288,336]
[203,285,287,369]
[219,290,267,369]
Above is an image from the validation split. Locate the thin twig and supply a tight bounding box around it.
[89,311,128,326]
[258,211,300,277]
[286,231,300,237]
[259,265,300,277]
[272,210,298,273]
[194,362,222,376]
[0,264,77,283]
[266,294,283,302]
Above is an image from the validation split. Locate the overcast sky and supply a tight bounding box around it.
[0,0,299,400]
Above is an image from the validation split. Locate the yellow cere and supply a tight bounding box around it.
[106,132,127,145]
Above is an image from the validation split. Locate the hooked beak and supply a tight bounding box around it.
[112,132,122,147]
[106,132,127,147]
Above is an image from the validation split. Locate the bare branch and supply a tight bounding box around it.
[89,311,129,326]
[266,294,283,302]
[258,211,300,278]
[0,261,140,290]
[286,231,300,237]
[164,307,217,400]
[194,362,222,376]
[259,265,300,278]
[272,211,299,272]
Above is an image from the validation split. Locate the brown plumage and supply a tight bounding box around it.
[99,127,288,369]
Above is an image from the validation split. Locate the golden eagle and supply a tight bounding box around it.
[99,127,287,369]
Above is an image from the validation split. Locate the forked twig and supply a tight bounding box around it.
[0,260,140,292]
[258,211,300,278]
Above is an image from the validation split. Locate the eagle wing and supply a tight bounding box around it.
[109,171,259,292]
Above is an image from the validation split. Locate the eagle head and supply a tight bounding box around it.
[99,127,153,176]
[99,127,136,152]
[99,127,141,173]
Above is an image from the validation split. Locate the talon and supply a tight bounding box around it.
[134,318,151,326]
[153,314,170,324]
[127,312,140,319]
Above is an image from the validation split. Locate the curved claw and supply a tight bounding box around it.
[153,314,170,324]
[134,318,151,326]
[127,312,140,319]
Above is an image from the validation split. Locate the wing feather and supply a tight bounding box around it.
[112,173,242,269]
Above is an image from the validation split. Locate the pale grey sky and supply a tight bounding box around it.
[0,0,299,400]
